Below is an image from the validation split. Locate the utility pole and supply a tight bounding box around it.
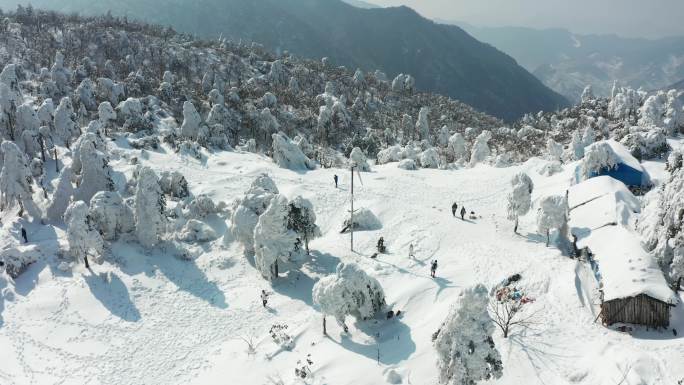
[350,165,355,252]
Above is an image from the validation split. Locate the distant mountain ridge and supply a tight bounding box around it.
[0,0,568,120]
[451,22,684,102]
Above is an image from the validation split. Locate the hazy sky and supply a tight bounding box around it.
[368,0,684,39]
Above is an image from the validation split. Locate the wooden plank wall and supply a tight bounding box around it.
[600,294,671,328]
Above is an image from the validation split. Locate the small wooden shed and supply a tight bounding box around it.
[568,177,678,328]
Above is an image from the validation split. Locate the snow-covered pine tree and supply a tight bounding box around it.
[433,284,503,385]
[180,100,201,140]
[135,167,166,249]
[89,191,135,241]
[506,172,534,233]
[287,196,320,254]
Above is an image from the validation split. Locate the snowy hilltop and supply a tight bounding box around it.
[0,7,683,385]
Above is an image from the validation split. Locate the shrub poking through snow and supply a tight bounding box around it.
[397,158,417,170]
[433,284,503,385]
[506,172,534,234]
[420,147,440,168]
[313,262,386,331]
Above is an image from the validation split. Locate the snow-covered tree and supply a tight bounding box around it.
[438,126,450,148]
[664,90,684,135]
[65,200,104,268]
[75,78,97,111]
[582,124,595,147]
[231,174,279,256]
[16,103,39,141]
[135,167,166,248]
[349,147,370,172]
[416,107,430,143]
[53,97,78,145]
[536,195,568,246]
[580,85,594,104]
[580,142,618,180]
[253,194,300,280]
[313,262,386,331]
[506,172,534,233]
[46,167,75,222]
[258,108,279,145]
[546,138,563,162]
[569,130,585,160]
[287,196,320,253]
[469,130,492,167]
[97,102,116,134]
[638,93,666,128]
[433,284,503,385]
[448,133,467,162]
[89,191,134,241]
[0,140,38,217]
[73,135,114,203]
[180,101,202,140]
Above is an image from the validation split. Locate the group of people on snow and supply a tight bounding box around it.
[451,202,467,220]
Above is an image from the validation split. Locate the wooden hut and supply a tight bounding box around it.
[568,176,678,328]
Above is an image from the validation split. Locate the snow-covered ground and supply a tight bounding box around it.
[1,143,683,385]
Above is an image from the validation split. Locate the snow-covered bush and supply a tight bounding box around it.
[342,207,381,232]
[580,142,618,180]
[546,138,563,162]
[0,245,38,278]
[420,147,440,168]
[397,158,417,170]
[313,262,386,326]
[377,145,402,164]
[53,97,78,145]
[159,171,190,199]
[89,191,134,241]
[620,127,668,160]
[65,201,104,266]
[433,284,503,385]
[271,132,315,170]
[187,195,219,219]
[506,172,534,233]
[135,167,166,248]
[536,195,568,246]
[349,147,370,172]
[469,130,492,167]
[178,219,217,243]
[231,174,279,256]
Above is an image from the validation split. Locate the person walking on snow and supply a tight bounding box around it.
[430,260,438,278]
[451,202,458,217]
[409,243,415,258]
[21,227,28,243]
[460,206,466,220]
[261,290,270,307]
[334,174,339,188]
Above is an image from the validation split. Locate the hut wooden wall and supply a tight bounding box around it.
[600,294,671,328]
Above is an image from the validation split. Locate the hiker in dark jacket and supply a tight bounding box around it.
[21,227,28,243]
[451,203,458,217]
[334,174,339,188]
[430,260,438,278]
[460,206,466,220]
